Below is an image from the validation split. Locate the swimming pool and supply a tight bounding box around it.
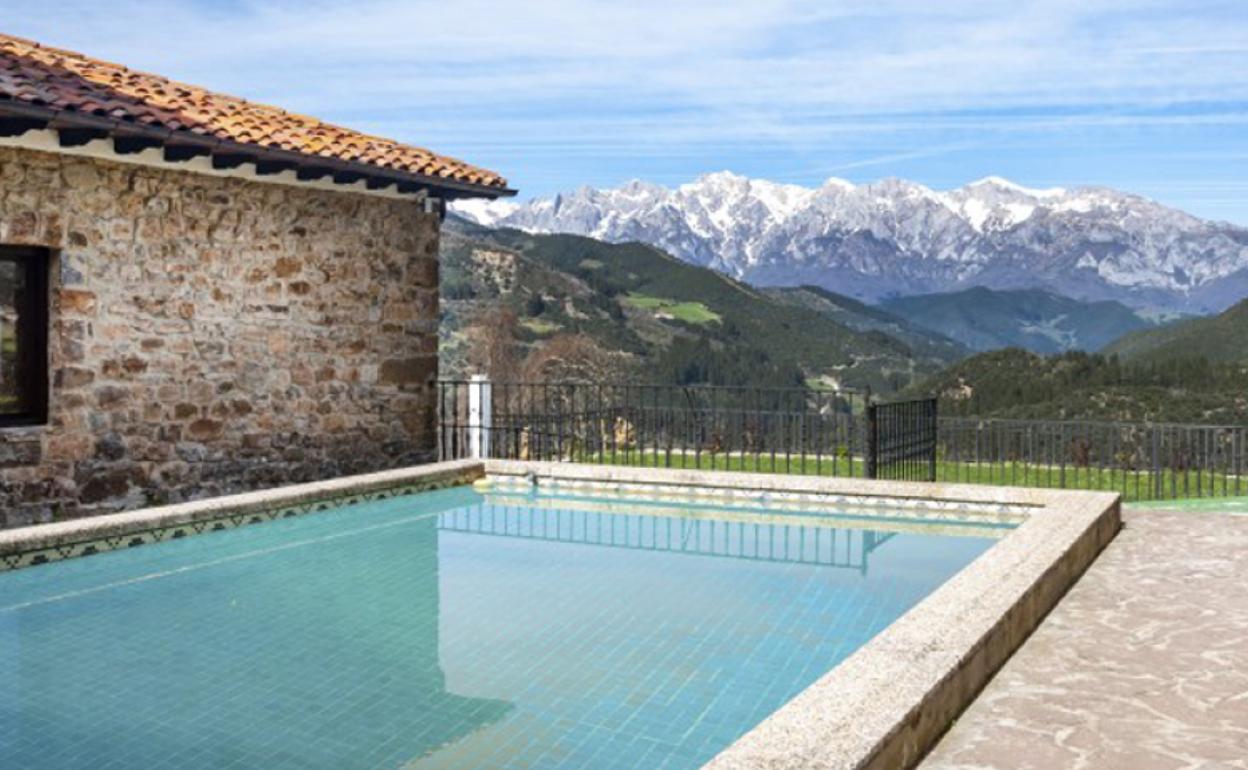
[0,480,1006,770]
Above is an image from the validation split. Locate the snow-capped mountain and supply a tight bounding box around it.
[454,172,1248,313]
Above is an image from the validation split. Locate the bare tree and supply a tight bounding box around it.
[464,306,522,382]
[521,333,634,382]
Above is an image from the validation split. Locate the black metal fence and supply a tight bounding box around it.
[438,380,1248,501]
[438,380,938,482]
[867,398,939,481]
[937,417,1248,501]
[439,380,871,475]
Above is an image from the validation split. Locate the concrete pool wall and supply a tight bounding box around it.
[0,460,1120,769]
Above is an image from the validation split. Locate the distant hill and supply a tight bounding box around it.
[440,217,962,389]
[1103,297,1248,365]
[909,347,1248,424]
[881,287,1155,354]
[764,285,969,364]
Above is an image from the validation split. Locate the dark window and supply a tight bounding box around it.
[0,246,48,427]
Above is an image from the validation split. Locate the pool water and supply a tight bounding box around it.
[0,486,1001,770]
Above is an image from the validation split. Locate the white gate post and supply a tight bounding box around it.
[468,374,492,459]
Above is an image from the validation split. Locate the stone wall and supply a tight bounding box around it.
[0,146,442,527]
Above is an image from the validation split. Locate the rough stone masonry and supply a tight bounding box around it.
[0,146,441,527]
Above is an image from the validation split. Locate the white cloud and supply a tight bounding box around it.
[10,1,1248,115]
[4,0,1247,218]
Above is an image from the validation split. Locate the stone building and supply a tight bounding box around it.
[0,34,512,526]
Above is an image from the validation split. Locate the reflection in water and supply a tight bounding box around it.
[438,499,896,574]
[418,497,993,770]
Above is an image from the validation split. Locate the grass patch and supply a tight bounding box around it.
[932,460,1245,502]
[562,448,866,477]
[521,318,561,335]
[804,376,847,393]
[625,293,721,325]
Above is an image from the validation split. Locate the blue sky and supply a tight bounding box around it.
[6,1,1248,222]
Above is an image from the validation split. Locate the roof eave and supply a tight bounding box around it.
[0,100,515,200]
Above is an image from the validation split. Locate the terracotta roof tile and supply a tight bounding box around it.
[0,33,509,194]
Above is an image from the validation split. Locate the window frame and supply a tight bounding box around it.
[0,246,49,428]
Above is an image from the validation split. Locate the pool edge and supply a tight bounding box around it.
[1,458,1121,770]
[484,461,1122,770]
[0,459,485,571]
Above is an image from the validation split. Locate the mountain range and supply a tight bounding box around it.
[456,172,1248,314]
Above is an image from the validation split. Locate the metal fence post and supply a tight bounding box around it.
[861,387,872,478]
[865,402,879,480]
[1152,426,1163,500]
[929,398,938,482]
[468,374,492,460]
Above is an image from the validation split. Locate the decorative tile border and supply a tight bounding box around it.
[484,475,1031,526]
[0,461,484,574]
[484,461,1045,517]
[482,490,1015,540]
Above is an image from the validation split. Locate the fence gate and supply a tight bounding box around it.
[866,398,938,482]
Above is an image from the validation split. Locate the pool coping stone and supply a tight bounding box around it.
[0,460,484,570]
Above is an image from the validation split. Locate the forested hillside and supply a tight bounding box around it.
[881,287,1155,353]
[763,285,968,364]
[912,348,1248,424]
[1104,297,1248,364]
[439,218,962,389]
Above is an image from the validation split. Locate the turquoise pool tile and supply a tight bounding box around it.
[0,486,998,769]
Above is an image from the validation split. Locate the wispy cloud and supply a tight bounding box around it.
[820,144,977,173]
[4,1,1248,220]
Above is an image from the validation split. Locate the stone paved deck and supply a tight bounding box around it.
[921,508,1248,770]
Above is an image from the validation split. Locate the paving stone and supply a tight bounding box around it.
[921,509,1248,770]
